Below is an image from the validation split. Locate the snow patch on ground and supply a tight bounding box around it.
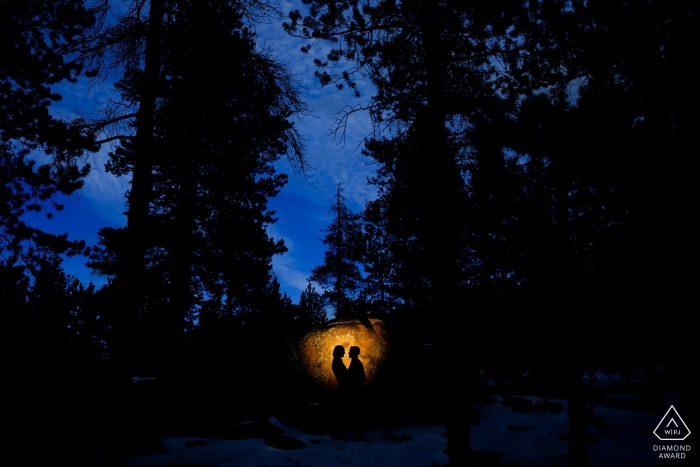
[126,402,676,467]
[127,417,449,467]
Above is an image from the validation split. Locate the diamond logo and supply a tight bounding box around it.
[654,405,691,441]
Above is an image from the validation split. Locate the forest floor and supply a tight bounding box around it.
[125,394,686,467]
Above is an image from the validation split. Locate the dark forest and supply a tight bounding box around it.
[2,1,694,466]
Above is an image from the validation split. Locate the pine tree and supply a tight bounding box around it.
[505,4,699,464]
[310,183,364,319]
[0,1,96,270]
[360,200,393,314]
[299,281,327,326]
[286,3,533,461]
[2,9,101,458]
[89,0,304,354]
[81,1,306,379]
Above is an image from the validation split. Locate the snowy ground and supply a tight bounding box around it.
[126,416,449,467]
[126,399,686,467]
[471,400,670,467]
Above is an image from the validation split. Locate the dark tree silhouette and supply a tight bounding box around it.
[79,1,308,462]
[285,2,538,462]
[360,196,396,315]
[81,0,306,373]
[284,2,699,464]
[84,0,306,349]
[0,0,96,271]
[1,5,105,460]
[310,183,365,319]
[503,4,699,463]
[299,281,328,326]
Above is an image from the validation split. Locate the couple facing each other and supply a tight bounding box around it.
[332,345,365,394]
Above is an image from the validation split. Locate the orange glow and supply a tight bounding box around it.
[298,318,390,390]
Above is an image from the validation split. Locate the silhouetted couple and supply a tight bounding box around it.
[332,345,365,394]
[331,345,366,439]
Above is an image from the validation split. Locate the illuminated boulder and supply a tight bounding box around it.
[298,317,390,391]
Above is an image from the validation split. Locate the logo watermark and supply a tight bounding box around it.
[654,406,690,441]
[652,405,691,460]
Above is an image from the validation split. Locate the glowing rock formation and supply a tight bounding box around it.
[298,318,390,390]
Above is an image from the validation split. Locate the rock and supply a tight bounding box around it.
[298,318,390,390]
[263,434,306,450]
[223,419,283,440]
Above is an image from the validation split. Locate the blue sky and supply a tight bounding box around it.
[23,1,379,302]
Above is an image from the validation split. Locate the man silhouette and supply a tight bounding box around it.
[346,346,366,439]
[347,346,365,392]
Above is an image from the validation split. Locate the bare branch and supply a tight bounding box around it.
[94,134,134,145]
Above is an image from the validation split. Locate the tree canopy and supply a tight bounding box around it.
[1,0,97,270]
[292,2,698,464]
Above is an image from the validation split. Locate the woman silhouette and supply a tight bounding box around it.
[332,345,348,394]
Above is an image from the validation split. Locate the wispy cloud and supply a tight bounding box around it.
[83,148,130,226]
[267,223,312,296]
[257,4,383,299]
[272,254,310,297]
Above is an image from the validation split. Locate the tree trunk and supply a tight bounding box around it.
[162,151,195,427]
[110,0,165,464]
[420,1,471,465]
[336,184,343,315]
[553,160,590,467]
[116,0,165,370]
[567,364,590,466]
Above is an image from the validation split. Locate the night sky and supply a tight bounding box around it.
[23,0,377,302]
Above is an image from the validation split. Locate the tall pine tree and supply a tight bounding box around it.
[311,183,364,319]
[88,0,306,368]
